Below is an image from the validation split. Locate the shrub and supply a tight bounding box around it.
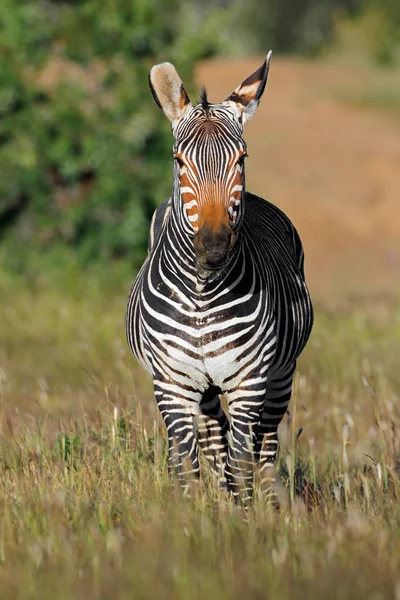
[0,0,223,270]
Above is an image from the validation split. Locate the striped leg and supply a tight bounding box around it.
[154,379,200,495]
[196,387,229,487]
[256,366,295,504]
[225,389,265,504]
[256,426,279,505]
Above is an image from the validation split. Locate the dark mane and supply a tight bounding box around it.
[199,87,210,113]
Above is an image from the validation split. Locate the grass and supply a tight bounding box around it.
[1,265,400,599]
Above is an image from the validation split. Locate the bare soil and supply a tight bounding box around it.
[197,57,400,304]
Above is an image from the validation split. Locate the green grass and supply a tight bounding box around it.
[1,266,400,599]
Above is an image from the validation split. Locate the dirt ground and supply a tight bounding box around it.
[197,57,400,304]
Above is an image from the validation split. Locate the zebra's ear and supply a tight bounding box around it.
[149,62,192,126]
[226,51,272,125]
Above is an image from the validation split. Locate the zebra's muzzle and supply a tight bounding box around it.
[194,225,236,272]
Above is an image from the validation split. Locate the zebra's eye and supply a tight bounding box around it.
[175,156,185,168]
[237,153,248,167]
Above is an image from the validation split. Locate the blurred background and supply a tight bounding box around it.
[0,0,399,418]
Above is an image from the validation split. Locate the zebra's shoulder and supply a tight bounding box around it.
[148,198,172,253]
[244,192,305,275]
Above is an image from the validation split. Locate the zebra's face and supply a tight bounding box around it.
[149,53,272,273]
[173,105,246,270]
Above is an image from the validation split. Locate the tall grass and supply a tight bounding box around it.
[0,267,400,599]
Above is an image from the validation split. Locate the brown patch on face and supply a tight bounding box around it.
[197,195,231,233]
[201,119,220,133]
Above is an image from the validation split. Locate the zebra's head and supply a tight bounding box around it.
[149,53,272,274]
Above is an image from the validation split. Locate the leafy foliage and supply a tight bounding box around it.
[227,0,400,59]
[0,0,223,270]
[333,0,400,65]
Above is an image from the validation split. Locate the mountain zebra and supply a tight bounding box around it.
[126,53,313,504]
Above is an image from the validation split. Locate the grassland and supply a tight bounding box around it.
[1,54,400,599]
[0,263,400,599]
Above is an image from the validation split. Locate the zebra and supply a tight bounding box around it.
[126,52,313,504]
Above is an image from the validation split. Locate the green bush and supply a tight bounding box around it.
[226,0,358,56]
[227,0,400,60]
[0,0,225,271]
[333,0,400,65]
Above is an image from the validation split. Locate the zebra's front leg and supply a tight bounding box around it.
[255,425,279,505]
[154,380,201,495]
[225,389,265,505]
[196,387,229,488]
[256,367,295,505]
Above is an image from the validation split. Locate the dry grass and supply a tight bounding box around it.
[1,266,400,599]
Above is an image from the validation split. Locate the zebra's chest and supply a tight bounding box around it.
[145,286,273,388]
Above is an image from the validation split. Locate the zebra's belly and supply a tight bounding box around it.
[201,327,274,390]
[203,348,262,390]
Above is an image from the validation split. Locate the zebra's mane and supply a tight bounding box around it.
[199,87,210,113]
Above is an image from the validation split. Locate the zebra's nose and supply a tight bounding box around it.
[194,225,236,270]
[202,227,231,252]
